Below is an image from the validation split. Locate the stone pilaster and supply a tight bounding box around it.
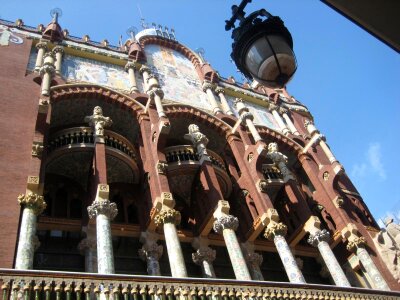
[34,41,47,71]
[87,187,118,274]
[39,52,55,96]
[215,87,234,115]
[52,46,64,75]
[78,237,98,273]
[154,209,187,277]
[308,229,351,287]
[213,215,251,280]
[124,61,139,93]
[264,210,305,284]
[202,82,222,115]
[15,192,46,269]
[139,231,163,276]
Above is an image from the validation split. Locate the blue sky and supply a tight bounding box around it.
[1,0,399,225]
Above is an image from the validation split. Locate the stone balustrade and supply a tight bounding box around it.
[164,145,226,171]
[47,127,137,160]
[0,269,398,300]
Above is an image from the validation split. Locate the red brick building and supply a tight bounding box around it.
[0,15,399,299]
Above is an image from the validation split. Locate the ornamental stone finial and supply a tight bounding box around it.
[264,221,288,240]
[266,142,295,183]
[84,106,112,139]
[213,215,239,234]
[18,192,47,215]
[307,229,331,247]
[87,199,118,220]
[192,247,216,265]
[154,208,181,226]
[184,124,209,160]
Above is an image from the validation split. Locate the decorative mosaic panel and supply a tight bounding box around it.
[144,44,210,111]
[225,95,281,131]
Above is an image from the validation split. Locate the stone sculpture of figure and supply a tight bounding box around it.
[373,217,400,282]
[184,124,209,159]
[84,106,113,137]
[266,142,294,183]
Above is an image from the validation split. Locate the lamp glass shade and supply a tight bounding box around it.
[245,34,296,86]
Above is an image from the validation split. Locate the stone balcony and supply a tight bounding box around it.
[0,269,399,300]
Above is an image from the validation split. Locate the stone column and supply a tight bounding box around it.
[234,98,262,142]
[15,192,46,269]
[264,211,306,283]
[215,87,234,115]
[241,243,264,281]
[147,88,166,118]
[281,111,300,135]
[139,232,163,276]
[154,209,188,277]
[213,215,251,280]
[34,41,47,71]
[192,246,217,278]
[78,237,98,273]
[270,105,290,135]
[346,236,390,290]
[87,185,118,274]
[39,52,56,96]
[202,82,222,115]
[308,230,351,287]
[52,46,64,75]
[124,61,139,93]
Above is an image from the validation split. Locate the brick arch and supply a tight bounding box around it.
[163,104,234,138]
[50,83,146,118]
[139,36,218,83]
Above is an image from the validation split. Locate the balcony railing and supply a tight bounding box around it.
[165,145,226,171]
[0,269,398,300]
[47,127,137,161]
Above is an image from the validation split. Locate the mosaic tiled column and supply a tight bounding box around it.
[242,244,264,281]
[192,246,217,278]
[155,209,188,277]
[34,41,47,71]
[39,52,56,96]
[78,237,98,273]
[264,222,306,283]
[214,215,251,280]
[139,240,163,276]
[125,61,139,93]
[308,230,351,287]
[347,237,390,290]
[87,199,118,274]
[202,82,222,114]
[215,87,234,116]
[52,46,64,75]
[15,192,46,269]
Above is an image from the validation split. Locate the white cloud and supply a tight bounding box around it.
[351,142,386,181]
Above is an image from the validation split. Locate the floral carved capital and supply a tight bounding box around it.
[307,229,331,247]
[18,192,46,215]
[139,243,163,261]
[264,222,287,240]
[192,247,216,265]
[87,199,118,220]
[213,215,239,234]
[154,209,181,226]
[346,236,367,252]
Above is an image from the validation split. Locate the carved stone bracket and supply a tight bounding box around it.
[213,215,239,234]
[17,192,46,215]
[87,199,118,220]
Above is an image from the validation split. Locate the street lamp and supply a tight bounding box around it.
[226,0,296,88]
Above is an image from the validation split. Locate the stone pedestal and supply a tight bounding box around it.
[155,209,187,277]
[265,222,306,283]
[308,230,351,287]
[214,215,251,280]
[87,199,118,274]
[15,193,46,269]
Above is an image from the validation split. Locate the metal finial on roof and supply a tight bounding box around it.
[126,26,138,41]
[50,8,62,22]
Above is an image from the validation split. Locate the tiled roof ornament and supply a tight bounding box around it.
[42,8,63,43]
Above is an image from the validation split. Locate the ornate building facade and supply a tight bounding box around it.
[0,14,399,300]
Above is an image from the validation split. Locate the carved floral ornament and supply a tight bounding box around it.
[87,199,118,220]
[17,192,47,215]
[213,215,239,234]
[346,236,367,252]
[307,229,331,247]
[264,221,288,240]
[154,208,181,226]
